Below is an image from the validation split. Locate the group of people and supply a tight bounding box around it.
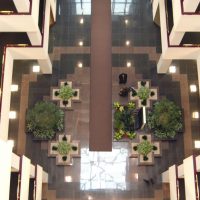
[118,73,135,97]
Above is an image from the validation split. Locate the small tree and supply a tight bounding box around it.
[57,141,71,155]
[58,85,74,101]
[137,140,153,156]
[137,86,150,101]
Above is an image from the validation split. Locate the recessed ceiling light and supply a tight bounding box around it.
[192,111,199,119]
[9,111,17,119]
[125,19,129,24]
[126,61,131,67]
[65,176,72,182]
[32,65,40,73]
[79,41,83,46]
[88,195,93,200]
[169,65,176,73]
[190,84,197,93]
[11,84,19,92]
[80,18,84,24]
[78,62,83,68]
[125,40,130,46]
[134,173,138,180]
[195,141,200,149]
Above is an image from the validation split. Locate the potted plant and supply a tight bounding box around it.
[147,98,182,139]
[57,141,71,156]
[137,86,151,106]
[58,85,74,102]
[26,101,64,140]
[137,140,153,160]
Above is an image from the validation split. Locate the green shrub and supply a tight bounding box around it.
[58,85,74,101]
[113,102,136,140]
[57,141,71,155]
[26,101,64,139]
[147,98,182,139]
[137,86,150,101]
[137,140,153,156]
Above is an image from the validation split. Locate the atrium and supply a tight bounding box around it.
[0,0,200,199]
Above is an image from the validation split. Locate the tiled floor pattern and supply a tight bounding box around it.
[22,67,182,199]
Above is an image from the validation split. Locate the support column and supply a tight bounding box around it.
[157,54,172,74]
[90,0,112,151]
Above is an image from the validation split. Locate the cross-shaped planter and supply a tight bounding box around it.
[48,134,80,165]
[51,80,80,109]
[130,80,158,108]
[130,134,161,165]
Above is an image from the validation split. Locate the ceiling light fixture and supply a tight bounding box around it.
[80,18,84,24]
[190,84,197,93]
[78,62,83,68]
[65,176,72,182]
[192,111,199,119]
[195,141,200,149]
[169,65,176,73]
[9,111,17,119]
[126,61,131,68]
[125,19,129,24]
[11,84,19,92]
[125,40,130,46]
[79,41,83,46]
[32,65,40,73]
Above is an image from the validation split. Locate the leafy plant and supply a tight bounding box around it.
[126,131,136,139]
[114,130,125,140]
[57,141,71,155]
[137,86,150,101]
[26,101,64,139]
[137,140,153,156]
[147,98,182,139]
[58,85,74,101]
[113,102,136,140]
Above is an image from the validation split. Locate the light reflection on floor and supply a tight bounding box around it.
[80,147,128,190]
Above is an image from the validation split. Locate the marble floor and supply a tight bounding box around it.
[21,67,185,200]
